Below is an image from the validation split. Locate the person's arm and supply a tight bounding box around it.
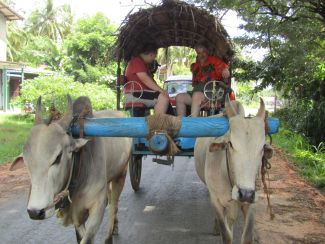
[211,56,230,80]
[222,68,230,79]
[136,72,166,94]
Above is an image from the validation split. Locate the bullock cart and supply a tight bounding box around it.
[71,0,280,191]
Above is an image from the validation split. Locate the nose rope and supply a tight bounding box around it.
[44,153,74,211]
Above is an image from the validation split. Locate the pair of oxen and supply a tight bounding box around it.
[11,95,272,244]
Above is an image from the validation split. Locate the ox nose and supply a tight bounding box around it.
[27,208,45,220]
[238,188,255,203]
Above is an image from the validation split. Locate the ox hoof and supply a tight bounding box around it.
[214,219,221,235]
[105,237,113,244]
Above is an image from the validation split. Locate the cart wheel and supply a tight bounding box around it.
[129,155,142,192]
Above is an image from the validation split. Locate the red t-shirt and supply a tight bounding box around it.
[125,56,151,91]
[191,56,228,85]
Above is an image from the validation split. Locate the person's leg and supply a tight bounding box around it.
[176,93,192,116]
[154,93,170,114]
[191,91,205,117]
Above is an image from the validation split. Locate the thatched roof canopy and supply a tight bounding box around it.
[116,0,234,63]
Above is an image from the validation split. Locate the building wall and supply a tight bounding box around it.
[0,13,7,61]
[0,69,3,109]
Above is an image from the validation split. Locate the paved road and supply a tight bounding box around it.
[0,156,243,244]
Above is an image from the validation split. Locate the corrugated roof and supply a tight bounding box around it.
[0,60,24,69]
[0,1,23,21]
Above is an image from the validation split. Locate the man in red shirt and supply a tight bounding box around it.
[176,43,230,117]
[125,45,170,114]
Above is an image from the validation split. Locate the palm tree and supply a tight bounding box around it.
[7,22,28,62]
[26,0,72,42]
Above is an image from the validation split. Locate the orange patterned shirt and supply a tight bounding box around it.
[191,56,229,85]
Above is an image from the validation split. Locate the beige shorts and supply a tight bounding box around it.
[124,91,160,107]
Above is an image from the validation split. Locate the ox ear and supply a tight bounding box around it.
[264,144,273,159]
[10,154,24,171]
[71,138,89,152]
[225,94,237,118]
[209,142,227,152]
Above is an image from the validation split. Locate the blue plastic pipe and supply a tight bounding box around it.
[71,117,279,138]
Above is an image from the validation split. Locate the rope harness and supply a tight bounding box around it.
[146,114,182,156]
[44,153,74,211]
[225,142,234,188]
[261,144,275,220]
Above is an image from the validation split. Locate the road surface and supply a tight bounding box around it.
[0,156,243,244]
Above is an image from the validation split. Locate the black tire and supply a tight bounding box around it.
[129,155,142,192]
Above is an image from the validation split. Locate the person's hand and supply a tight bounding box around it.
[222,68,230,79]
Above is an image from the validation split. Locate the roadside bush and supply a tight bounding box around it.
[13,74,116,113]
[273,99,325,147]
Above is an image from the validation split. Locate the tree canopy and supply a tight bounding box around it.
[193,0,325,145]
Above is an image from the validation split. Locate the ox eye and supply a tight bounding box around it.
[52,153,62,166]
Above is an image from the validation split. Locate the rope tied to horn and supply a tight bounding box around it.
[146,114,182,156]
[47,105,62,125]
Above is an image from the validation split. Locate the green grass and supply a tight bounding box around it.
[0,114,33,165]
[273,128,325,190]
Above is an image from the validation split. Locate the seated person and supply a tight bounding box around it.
[176,42,230,117]
[124,44,170,114]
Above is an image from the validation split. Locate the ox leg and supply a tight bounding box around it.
[74,217,86,243]
[107,182,112,204]
[240,204,256,244]
[211,197,233,244]
[80,192,107,244]
[106,169,127,244]
[75,227,83,244]
[214,216,221,235]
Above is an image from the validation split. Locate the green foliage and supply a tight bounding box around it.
[26,0,72,41]
[157,46,196,78]
[0,115,33,164]
[62,13,117,85]
[193,0,325,95]
[194,0,325,154]
[7,0,72,66]
[13,74,116,112]
[273,128,325,190]
[273,99,325,147]
[6,22,28,62]
[18,36,63,70]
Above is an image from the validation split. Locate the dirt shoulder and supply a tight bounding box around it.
[0,148,325,243]
[0,162,29,203]
[256,147,325,243]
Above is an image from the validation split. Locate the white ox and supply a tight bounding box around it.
[11,96,132,244]
[194,97,273,244]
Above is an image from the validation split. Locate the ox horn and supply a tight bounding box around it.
[256,98,266,118]
[225,94,237,118]
[35,96,43,125]
[58,95,73,129]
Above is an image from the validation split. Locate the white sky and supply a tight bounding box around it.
[10,0,266,61]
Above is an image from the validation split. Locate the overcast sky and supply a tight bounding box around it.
[10,0,265,60]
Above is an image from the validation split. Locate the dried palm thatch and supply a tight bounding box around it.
[116,0,234,63]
